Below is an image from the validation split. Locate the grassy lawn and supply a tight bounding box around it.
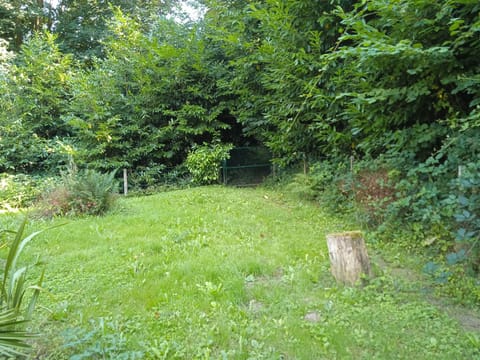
[6,186,479,359]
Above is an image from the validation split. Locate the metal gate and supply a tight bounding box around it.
[221,147,272,186]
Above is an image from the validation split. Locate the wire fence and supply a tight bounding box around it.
[221,147,272,186]
[119,146,274,194]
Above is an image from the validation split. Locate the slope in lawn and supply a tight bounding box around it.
[23,187,478,359]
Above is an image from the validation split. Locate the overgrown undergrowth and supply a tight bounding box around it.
[3,187,479,359]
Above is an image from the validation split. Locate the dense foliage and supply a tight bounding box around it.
[66,11,232,178]
[186,143,232,184]
[0,33,73,174]
[0,0,54,51]
[201,0,480,273]
[203,0,479,165]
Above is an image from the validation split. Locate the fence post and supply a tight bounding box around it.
[222,159,227,185]
[123,168,128,196]
[303,153,309,175]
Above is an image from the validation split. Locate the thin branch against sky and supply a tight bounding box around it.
[47,0,205,22]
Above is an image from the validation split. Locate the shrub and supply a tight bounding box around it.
[452,162,480,273]
[352,167,398,226]
[39,165,118,217]
[126,165,190,195]
[38,186,72,218]
[185,143,233,185]
[286,160,355,212]
[66,169,118,215]
[286,173,322,202]
[287,162,335,198]
[0,174,56,211]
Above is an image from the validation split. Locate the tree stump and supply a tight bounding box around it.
[326,231,372,285]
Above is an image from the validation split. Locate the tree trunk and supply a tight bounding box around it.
[326,231,372,285]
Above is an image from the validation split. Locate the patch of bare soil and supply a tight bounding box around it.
[374,255,480,333]
[427,297,480,333]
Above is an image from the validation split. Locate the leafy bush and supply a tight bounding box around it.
[286,159,400,228]
[0,33,73,175]
[39,164,118,217]
[65,169,118,215]
[185,143,233,185]
[126,165,190,195]
[286,159,359,213]
[0,174,56,211]
[288,163,395,228]
[0,217,46,357]
[453,162,480,273]
[352,168,397,224]
[126,165,168,191]
[286,173,323,202]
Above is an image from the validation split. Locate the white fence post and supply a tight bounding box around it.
[123,168,128,196]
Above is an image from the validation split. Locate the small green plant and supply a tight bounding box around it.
[0,217,47,357]
[185,143,233,185]
[61,317,144,359]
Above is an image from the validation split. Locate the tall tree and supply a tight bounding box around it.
[0,0,54,51]
[203,0,356,163]
[0,32,74,174]
[53,0,176,62]
[65,10,230,182]
[203,0,479,167]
